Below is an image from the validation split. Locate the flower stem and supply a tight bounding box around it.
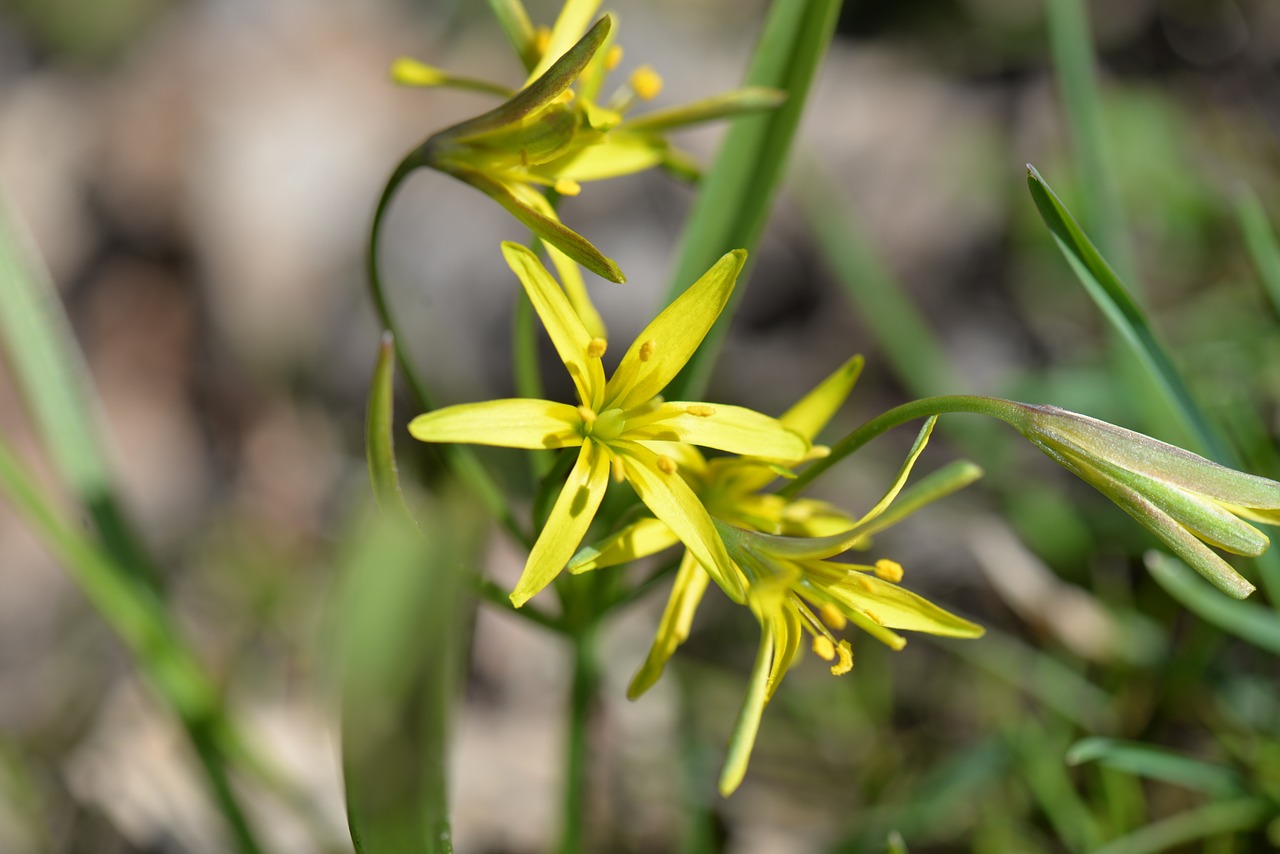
[367,153,533,549]
[781,395,1021,497]
[559,616,600,854]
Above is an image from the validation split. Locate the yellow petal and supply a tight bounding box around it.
[613,440,742,602]
[538,134,667,182]
[502,242,607,408]
[779,354,863,442]
[510,441,611,606]
[568,517,678,573]
[604,250,746,410]
[626,402,808,461]
[616,87,788,134]
[850,416,937,528]
[544,244,608,343]
[627,551,709,699]
[408,399,583,449]
[719,623,774,797]
[814,564,985,639]
[525,1,604,84]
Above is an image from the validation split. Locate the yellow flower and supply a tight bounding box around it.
[1002,402,1280,599]
[408,243,807,606]
[390,4,784,290]
[714,517,984,795]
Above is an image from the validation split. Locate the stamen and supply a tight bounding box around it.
[611,455,626,482]
[854,575,875,592]
[554,178,582,197]
[605,45,623,71]
[685,405,715,417]
[830,641,853,676]
[874,559,904,583]
[656,455,677,475]
[532,26,552,57]
[577,406,597,427]
[639,339,656,362]
[587,337,607,358]
[818,602,847,631]
[630,65,663,100]
[812,636,835,661]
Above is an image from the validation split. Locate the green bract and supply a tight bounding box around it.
[408,244,807,607]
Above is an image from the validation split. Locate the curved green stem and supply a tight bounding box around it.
[367,152,533,549]
[559,616,600,854]
[781,395,1022,497]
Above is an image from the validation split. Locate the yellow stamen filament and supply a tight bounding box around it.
[630,65,663,100]
[863,610,883,625]
[587,337,607,358]
[577,406,597,427]
[685,405,715,417]
[605,45,623,71]
[639,340,656,362]
[812,636,836,661]
[656,455,677,475]
[874,559,904,583]
[818,602,847,631]
[611,456,626,482]
[831,641,853,676]
[554,178,582,196]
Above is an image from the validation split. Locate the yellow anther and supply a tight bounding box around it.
[605,45,623,71]
[611,456,626,482]
[587,337,607,358]
[874,559,904,583]
[553,89,576,104]
[389,58,445,87]
[656,455,678,475]
[577,405,597,427]
[554,178,582,197]
[532,26,552,57]
[830,641,853,676]
[812,636,836,661]
[855,575,875,592]
[630,65,663,100]
[818,602,847,631]
[686,405,715,417]
[863,610,883,625]
[638,339,656,362]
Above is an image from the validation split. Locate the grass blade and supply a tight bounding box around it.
[1144,551,1280,655]
[663,0,842,400]
[0,195,157,584]
[366,332,411,518]
[1090,798,1271,854]
[1066,737,1244,797]
[1236,188,1280,320]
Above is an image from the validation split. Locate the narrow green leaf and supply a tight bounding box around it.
[1010,722,1104,853]
[366,332,412,518]
[0,194,157,584]
[1045,0,1135,283]
[1089,798,1271,854]
[1236,188,1280,320]
[1026,164,1225,461]
[615,87,787,135]
[1066,736,1245,797]
[1144,551,1280,655]
[486,0,538,71]
[339,500,479,853]
[664,0,842,400]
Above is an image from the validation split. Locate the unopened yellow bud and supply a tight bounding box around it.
[554,178,582,197]
[630,65,663,100]
[587,338,607,358]
[874,559,904,582]
[639,340,656,362]
[812,636,836,661]
[831,641,853,676]
[656,455,677,475]
[818,602,847,631]
[686,405,715,417]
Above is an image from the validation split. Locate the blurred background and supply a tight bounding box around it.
[2,0,1280,850]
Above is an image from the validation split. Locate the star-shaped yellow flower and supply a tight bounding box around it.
[408,243,808,606]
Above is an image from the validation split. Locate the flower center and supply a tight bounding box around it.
[590,408,627,442]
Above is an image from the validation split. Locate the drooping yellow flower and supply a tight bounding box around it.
[408,244,807,606]
[390,4,785,290]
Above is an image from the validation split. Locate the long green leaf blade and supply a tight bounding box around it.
[663,0,842,400]
[1144,551,1280,655]
[1089,798,1271,854]
[1236,188,1280,319]
[1066,736,1245,797]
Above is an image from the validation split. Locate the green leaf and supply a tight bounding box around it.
[1236,188,1280,320]
[1144,551,1280,655]
[663,0,842,400]
[339,500,480,854]
[485,0,538,71]
[0,194,157,585]
[1089,798,1271,854]
[365,332,412,519]
[1066,736,1245,797]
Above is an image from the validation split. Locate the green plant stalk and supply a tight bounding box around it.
[560,616,601,854]
[663,0,842,400]
[0,437,262,852]
[368,157,531,549]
